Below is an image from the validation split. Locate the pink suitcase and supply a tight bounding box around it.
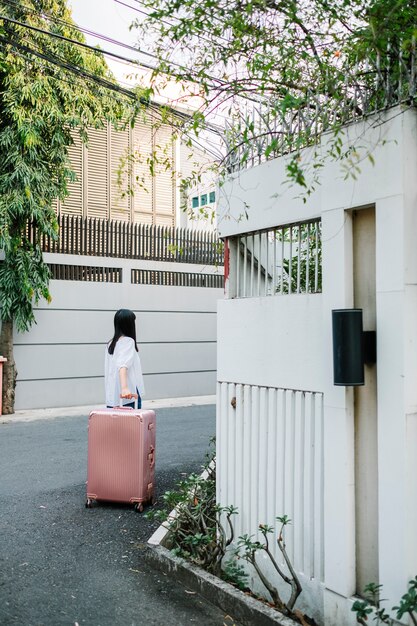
[86,407,156,512]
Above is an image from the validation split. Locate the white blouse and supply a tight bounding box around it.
[104,336,146,407]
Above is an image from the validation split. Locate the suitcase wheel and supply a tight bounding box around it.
[134,503,144,513]
[85,498,93,509]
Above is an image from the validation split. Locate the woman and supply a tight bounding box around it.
[105,309,145,409]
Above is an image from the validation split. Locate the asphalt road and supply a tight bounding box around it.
[0,404,235,626]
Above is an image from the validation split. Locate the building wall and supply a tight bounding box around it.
[216,107,417,625]
[178,141,218,231]
[11,252,223,410]
[59,117,217,232]
[59,114,176,226]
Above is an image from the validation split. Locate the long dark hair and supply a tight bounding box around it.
[108,309,138,354]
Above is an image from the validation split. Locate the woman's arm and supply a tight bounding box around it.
[119,367,135,399]
[116,338,137,400]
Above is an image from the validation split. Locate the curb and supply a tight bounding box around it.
[144,544,298,626]
[1,395,216,423]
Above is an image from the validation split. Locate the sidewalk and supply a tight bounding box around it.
[1,394,216,423]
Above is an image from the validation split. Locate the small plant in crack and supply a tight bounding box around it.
[146,452,238,576]
[352,577,417,625]
[236,515,302,615]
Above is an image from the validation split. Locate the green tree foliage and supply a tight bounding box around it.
[134,0,417,190]
[0,0,132,331]
[0,0,137,412]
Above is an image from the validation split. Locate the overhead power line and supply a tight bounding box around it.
[0,1,232,144]
[0,12,167,73]
[0,32,142,99]
[2,0,258,95]
[0,26,188,126]
[1,0,270,110]
[0,0,224,83]
[0,31,224,157]
[115,0,232,46]
[0,6,231,128]
[2,0,148,56]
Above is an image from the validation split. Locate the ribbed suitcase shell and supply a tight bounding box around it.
[87,407,155,507]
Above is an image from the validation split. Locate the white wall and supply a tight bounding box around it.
[11,253,223,410]
[217,295,324,392]
[216,107,417,625]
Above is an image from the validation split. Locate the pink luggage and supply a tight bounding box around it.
[86,406,156,512]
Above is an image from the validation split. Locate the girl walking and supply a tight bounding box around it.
[105,309,145,409]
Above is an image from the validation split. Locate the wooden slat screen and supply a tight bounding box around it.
[27,215,224,266]
[48,263,122,282]
[131,268,224,288]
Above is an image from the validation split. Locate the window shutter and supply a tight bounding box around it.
[132,115,154,224]
[87,126,109,219]
[110,124,131,222]
[61,131,83,216]
[154,124,175,227]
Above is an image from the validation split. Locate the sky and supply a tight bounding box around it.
[69,0,146,83]
[69,0,204,112]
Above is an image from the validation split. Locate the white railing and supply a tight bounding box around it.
[230,219,321,298]
[217,382,325,583]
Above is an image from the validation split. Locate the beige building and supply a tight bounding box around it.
[59,110,217,230]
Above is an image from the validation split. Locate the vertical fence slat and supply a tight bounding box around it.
[289,226,293,295]
[250,234,255,296]
[306,223,310,294]
[280,227,285,294]
[297,225,301,294]
[257,232,261,297]
[236,237,240,298]
[265,231,269,296]
[243,235,247,298]
[315,222,319,292]
[273,230,277,296]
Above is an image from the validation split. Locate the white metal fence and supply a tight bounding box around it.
[231,219,322,298]
[217,382,325,583]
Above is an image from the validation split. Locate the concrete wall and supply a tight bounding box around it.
[216,107,417,625]
[10,253,223,410]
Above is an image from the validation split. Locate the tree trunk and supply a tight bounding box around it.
[0,318,17,414]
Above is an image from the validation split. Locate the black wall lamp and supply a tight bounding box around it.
[332,309,376,386]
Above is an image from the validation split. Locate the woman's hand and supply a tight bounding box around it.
[120,387,137,400]
[120,387,136,400]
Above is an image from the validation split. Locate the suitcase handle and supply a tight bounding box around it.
[119,394,139,410]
